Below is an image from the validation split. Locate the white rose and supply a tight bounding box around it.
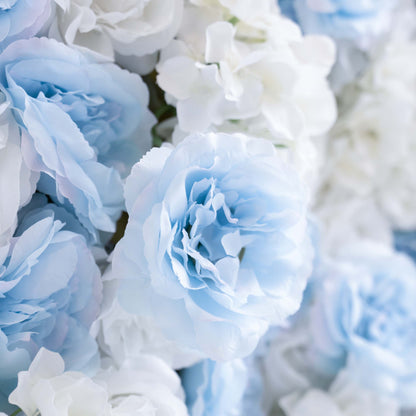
[50,0,183,72]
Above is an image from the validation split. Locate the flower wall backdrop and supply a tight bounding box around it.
[0,0,415,415]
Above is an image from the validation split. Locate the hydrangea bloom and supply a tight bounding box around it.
[9,348,188,416]
[113,132,312,361]
[50,0,183,72]
[157,0,336,143]
[278,0,398,90]
[263,244,416,407]
[0,206,102,407]
[0,37,154,239]
[0,0,53,51]
[315,26,416,240]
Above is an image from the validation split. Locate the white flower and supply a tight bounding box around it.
[156,1,336,142]
[0,101,37,246]
[279,370,400,416]
[50,0,183,71]
[315,27,416,237]
[92,274,203,370]
[190,0,278,21]
[9,349,111,416]
[97,358,187,416]
[9,348,187,416]
[314,192,393,255]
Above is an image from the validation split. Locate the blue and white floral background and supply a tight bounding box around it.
[0,0,415,415]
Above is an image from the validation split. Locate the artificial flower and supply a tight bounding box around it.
[113,132,312,360]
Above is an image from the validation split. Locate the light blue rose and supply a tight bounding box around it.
[0,37,155,240]
[279,0,394,45]
[308,245,416,406]
[0,0,53,51]
[114,132,312,361]
[0,205,102,410]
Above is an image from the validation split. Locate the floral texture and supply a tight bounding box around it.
[263,244,416,407]
[157,0,336,143]
[50,0,183,72]
[394,231,416,263]
[9,348,188,416]
[278,0,395,47]
[182,356,266,416]
[278,0,398,91]
[279,370,400,416]
[0,0,53,51]
[0,37,154,239]
[315,24,416,250]
[0,100,37,246]
[0,205,102,409]
[181,359,248,416]
[113,132,312,361]
[93,276,203,370]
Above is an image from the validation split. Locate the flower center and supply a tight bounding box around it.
[170,177,245,294]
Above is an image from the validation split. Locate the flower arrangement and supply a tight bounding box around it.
[0,0,415,415]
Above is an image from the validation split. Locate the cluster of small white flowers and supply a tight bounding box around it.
[156,0,336,193]
[314,15,416,252]
[158,0,337,138]
[50,0,184,72]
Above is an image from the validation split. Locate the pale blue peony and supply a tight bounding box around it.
[279,0,394,46]
[0,0,53,51]
[0,205,102,410]
[114,132,312,361]
[309,245,416,406]
[0,37,155,240]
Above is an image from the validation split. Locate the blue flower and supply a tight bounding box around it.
[394,231,416,263]
[0,205,102,409]
[308,245,416,406]
[0,0,52,51]
[181,355,266,416]
[114,132,312,361]
[0,37,155,240]
[278,0,394,45]
[181,359,249,416]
